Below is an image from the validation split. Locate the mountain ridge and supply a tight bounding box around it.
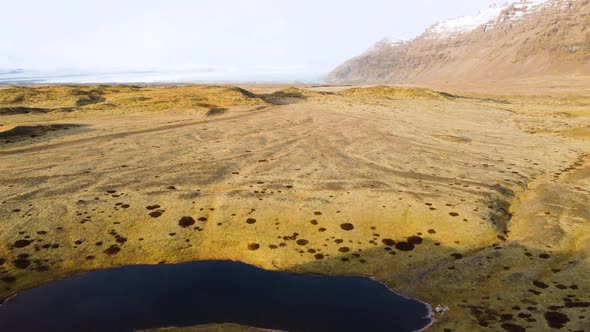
[327,0,590,85]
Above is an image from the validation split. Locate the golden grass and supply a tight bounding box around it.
[0,84,588,332]
[0,85,268,114]
[339,85,451,100]
[560,126,590,140]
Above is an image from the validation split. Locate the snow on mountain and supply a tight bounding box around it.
[424,2,510,39]
[328,0,589,85]
[375,1,556,46]
[371,37,407,50]
[423,0,551,39]
[498,0,552,23]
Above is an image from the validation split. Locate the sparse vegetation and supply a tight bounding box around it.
[0,84,588,332]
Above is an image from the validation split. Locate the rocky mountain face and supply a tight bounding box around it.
[327,0,590,84]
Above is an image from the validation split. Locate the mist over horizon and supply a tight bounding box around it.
[1,0,502,83]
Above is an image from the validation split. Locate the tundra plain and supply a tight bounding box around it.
[0,84,589,331]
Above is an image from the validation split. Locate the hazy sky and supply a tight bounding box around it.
[0,0,501,75]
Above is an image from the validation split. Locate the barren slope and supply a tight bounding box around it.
[328,0,590,85]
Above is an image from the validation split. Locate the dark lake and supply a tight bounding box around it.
[0,260,431,332]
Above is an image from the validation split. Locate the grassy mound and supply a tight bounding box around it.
[0,85,267,114]
[262,87,334,105]
[339,85,453,100]
[0,86,105,109]
[88,85,267,113]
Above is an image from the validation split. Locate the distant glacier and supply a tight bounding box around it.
[0,67,324,85]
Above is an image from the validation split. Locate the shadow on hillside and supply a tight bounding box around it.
[287,236,586,331]
[0,228,585,331]
[0,106,59,115]
[206,108,227,116]
[0,124,90,144]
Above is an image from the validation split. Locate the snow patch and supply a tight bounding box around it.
[423,0,552,39]
[498,0,551,23]
[425,2,510,39]
[372,37,407,50]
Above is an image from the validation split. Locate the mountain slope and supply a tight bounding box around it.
[327,0,590,84]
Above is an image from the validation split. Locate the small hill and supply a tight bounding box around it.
[0,86,106,109]
[0,85,268,115]
[339,86,453,100]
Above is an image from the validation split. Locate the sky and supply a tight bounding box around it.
[0,0,502,79]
